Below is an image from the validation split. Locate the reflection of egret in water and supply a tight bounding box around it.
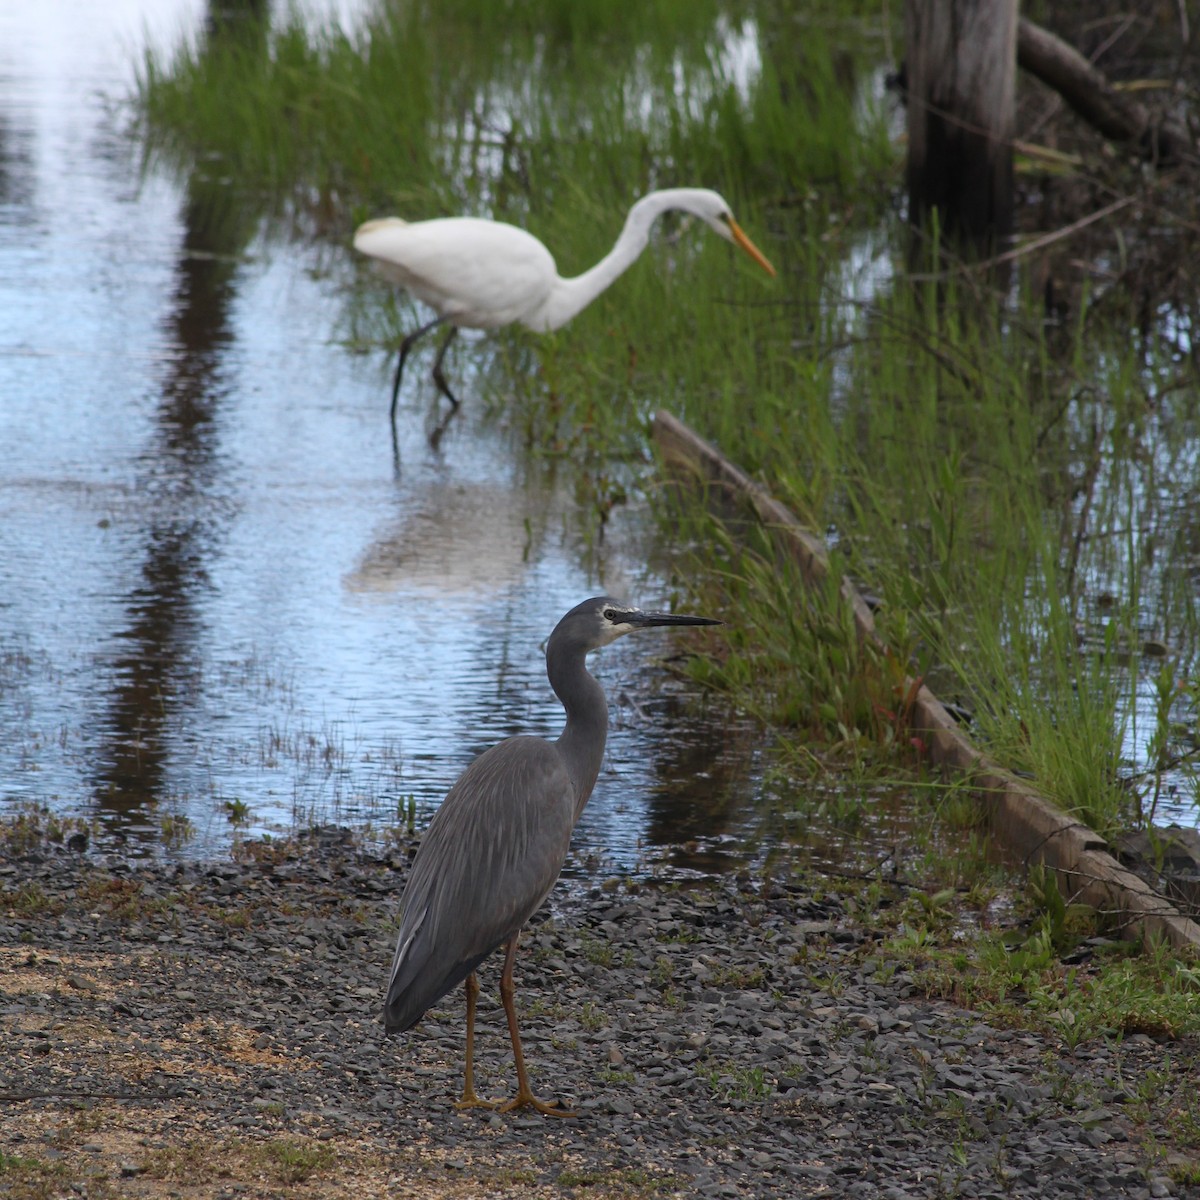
[91,2,266,829]
[345,479,553,598]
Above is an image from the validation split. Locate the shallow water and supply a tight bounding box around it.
[0,0,773,872]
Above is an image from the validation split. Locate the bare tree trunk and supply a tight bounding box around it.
[1017,18,1196,167]
[905,0,1018,253]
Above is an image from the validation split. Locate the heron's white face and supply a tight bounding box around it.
[595,601,643,647]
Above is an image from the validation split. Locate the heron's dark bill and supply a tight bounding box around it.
[629,612,722,629]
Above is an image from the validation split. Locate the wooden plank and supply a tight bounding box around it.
[652,409,1200,951]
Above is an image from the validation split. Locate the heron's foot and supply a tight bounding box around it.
[497,1088,577,1119]
[454,1088,500,1112]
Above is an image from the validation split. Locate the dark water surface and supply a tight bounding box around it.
[0,0,775,874]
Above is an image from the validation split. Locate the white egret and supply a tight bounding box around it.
[353,188,776,419]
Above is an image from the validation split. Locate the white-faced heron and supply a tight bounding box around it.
[383,595,720,1116]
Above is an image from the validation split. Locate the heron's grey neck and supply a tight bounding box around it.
[531,190,699,332]
[549,646,609,824]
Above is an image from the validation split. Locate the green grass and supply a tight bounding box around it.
[669,259,1200,838]
[133,0,889,260]
[0,1152,80,1200]
[909,928,1200,1046]
[141,1138,335,1186]
[1,881,64,918]
[700,1060,772,1102]
[555,1165,676,1196]
[0,802,92,854]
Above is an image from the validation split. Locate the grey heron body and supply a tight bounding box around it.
[384,596,719,1115]
[352,187,775,420]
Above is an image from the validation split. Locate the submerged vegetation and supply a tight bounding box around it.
[132,3,1200,856]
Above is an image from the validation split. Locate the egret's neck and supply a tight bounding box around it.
[549,647,609,823]
[532,190,695,332]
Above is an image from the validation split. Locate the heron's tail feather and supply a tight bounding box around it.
[383,902,491,1034]
[387,905,427,988]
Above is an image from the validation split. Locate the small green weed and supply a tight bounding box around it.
[159,812,195,847]
[649,954,674,989]
[700,1062,772,1102]
[556,1166,672,1195]
[578,1001,608,1032]
[223,798,251,824]
[579,933,614,967]
[257,1140,335,1184]
[2,882,63,917]
[711,963,765,990]
[598,1066,635,1085]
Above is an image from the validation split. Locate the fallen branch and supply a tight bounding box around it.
[1017,17,1196,167]
[907,192,1139,280]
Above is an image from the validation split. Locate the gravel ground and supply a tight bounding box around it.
[1,827,1197,1199]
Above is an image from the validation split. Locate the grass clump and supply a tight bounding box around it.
[678,256,1199,841]
[896,884,1200,1051]
[700,1061,772,1102]
[76,876,173,921]
[0,802,91,855]
[142,1138,335,1186]
[134,1,890,218]
[255,1139,337,1184]
[0,1152,79,1200]
[135,9,437,214]
[556,1165,676,1195]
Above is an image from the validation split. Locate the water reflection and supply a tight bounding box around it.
[93,183,247,818]
[347,476,544,598]
[639,698,761,849]
[92,2,269,823]
[0,113,34,216]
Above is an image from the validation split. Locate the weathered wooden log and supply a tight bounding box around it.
[904,0,1018,251]
[1017,17,1196,167]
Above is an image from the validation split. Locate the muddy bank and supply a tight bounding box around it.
[1,828,1195,1198]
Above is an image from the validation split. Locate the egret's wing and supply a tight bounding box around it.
[383,736,576,1031]
[354,217,558,329]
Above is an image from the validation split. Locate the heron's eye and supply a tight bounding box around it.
[603,608,617,622]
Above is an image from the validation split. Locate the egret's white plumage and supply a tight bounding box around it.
[353,188,775,417]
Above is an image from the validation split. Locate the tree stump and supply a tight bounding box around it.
[904,0,1018,254]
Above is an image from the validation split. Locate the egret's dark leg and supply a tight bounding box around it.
[430,326,461,408]
[455,972,498,1111]
[390,315,449,422]
[496,933,576,1118]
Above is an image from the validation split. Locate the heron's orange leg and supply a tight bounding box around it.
[496,933,577,1118]
[454,973,499,1111]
